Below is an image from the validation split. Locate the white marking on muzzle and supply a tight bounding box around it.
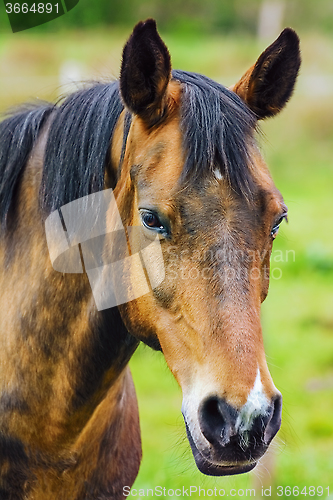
[236,368,270,435]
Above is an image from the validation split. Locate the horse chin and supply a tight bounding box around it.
[194,455,256,477]
[197,459,256,477]
[185,423,257,477]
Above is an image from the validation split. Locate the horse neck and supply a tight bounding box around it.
[24,366,141,500]
[0,123,139,451]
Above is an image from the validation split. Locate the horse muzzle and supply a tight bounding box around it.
[182,392,282,476]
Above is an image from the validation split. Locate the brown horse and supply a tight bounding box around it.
[0,20,300,499]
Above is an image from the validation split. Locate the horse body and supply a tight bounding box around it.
[0,20,300,499]
[0,122,141,498]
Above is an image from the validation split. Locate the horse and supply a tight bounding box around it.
[0,19,300,499]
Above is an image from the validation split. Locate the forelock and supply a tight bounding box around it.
[172,70,257,199]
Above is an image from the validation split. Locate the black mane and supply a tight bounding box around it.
[0,71,256,227]
[41,81,123,214]
[0,104,55,226]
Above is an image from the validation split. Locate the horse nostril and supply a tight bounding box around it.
[264,393,283,445]
[199,393,282,452]
[199,397,238,447]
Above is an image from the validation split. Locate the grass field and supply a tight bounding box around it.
[1,27,332,499]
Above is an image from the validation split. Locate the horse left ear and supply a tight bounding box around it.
[231,28,301,119]
[120,19,171,126]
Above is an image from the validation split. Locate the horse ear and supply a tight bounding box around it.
[120,19,171,126]
[231,28,301,119]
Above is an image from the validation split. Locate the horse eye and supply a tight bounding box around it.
[271,215,287,239]
[140,210,165,232]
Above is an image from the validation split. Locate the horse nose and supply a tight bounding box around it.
[199,397,238,446]
[263,393,283,444]
[199,393,282,452]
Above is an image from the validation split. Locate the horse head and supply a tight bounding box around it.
[112,20,300,476]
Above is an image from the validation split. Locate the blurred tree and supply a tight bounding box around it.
[0,0,332,35]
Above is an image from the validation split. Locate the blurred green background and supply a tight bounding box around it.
[0,0,332,498]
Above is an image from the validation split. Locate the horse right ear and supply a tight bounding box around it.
[231,28,301,119]
[120,19,171,126]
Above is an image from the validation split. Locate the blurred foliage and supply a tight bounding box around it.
[1,0,333,34]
